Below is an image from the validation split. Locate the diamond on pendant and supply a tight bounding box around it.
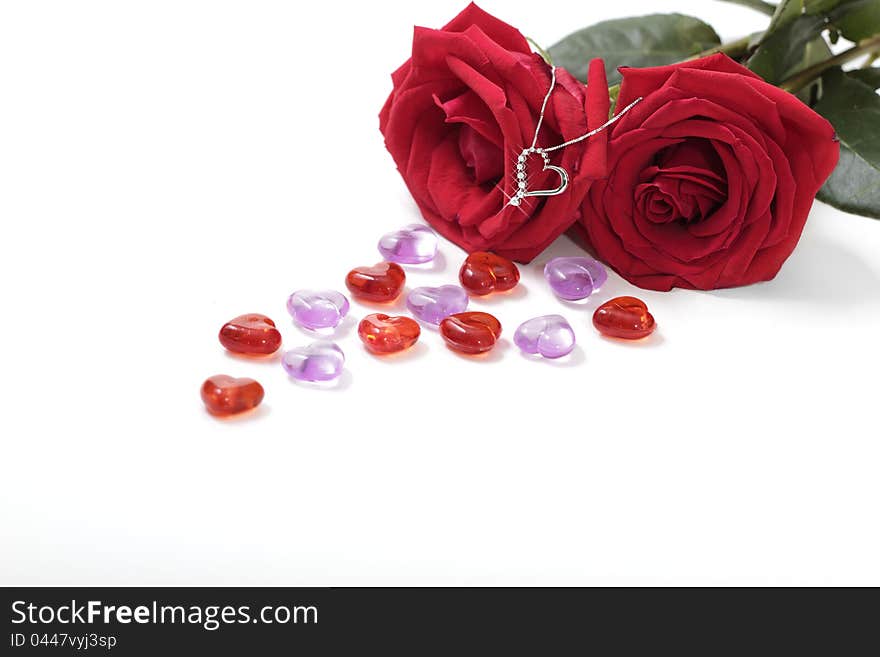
[509,195,521,207]
[517,171,525,180]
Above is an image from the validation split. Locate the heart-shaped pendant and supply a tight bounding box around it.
[508,147,569,206]
[593,296,656,340]
[358,313,421,354]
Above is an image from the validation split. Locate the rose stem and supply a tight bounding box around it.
[686,34,754,62]
[605,33,880,109]
[780,34,880,93]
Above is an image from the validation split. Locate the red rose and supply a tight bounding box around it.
[576,54,839,290]
[380,3,609,262]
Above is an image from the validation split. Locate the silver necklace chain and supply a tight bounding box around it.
[507,65,642,207]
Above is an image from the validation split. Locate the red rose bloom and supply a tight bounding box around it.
[577,54,839,290]
[380,3,609,262]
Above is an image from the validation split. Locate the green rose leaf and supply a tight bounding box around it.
[814,68,880,219]
[831,0,880,41]
[750,1,880,84]
[818,146,880,218]
[847,67,880,89]
[747,0,827,84]
[803,0,840,12]
[796,36,834,103]
[806,0,880,42]
[548,14,721,86]
[717,0,777,16]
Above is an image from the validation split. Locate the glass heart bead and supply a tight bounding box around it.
[287,289,350,330]
[345,262,406,303]
[458,251,520,296]
[593,296,656,340]
[514,315,575,359]
[377,223,438,264]
[406,285,468,325]
[281,342,345,382]
[543,256,607,300]
[218,313,282,355]
[201,375,264,416]
[358,313,420,354]
[439,311,502,354]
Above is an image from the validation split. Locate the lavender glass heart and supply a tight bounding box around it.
[281,342,345,382]
[406,285,468,325]
[544,256,607,300]
[378,224,438,264]
[287,289,350,330]
[514,315,575,359]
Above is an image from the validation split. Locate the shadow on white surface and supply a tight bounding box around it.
[204,404,272,423]
[517,343,587,367]
[555,295,602,310]
[287,369,353,392]
[222,350,282,365]
[445,337,512,363]
[597,331,665,348]
[364,340,429,363]
[404,249,447,274]
[710,228,880,308]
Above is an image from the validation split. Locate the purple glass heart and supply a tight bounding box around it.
[406,285,468,325]
[377,224,438,264]
[544,256,607,300]
[287,289,350,330]
[281,342,345,382]
[514,315,575,359]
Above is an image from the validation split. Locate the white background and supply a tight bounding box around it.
[2,0,879,586]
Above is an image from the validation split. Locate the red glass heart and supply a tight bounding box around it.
[201,374,264,415]
[459,251,520,296]
[219,313,282,355]
[345,262,406,302]
[358,313,421,354]
[593,296,656,340]
[439,311,502,354]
